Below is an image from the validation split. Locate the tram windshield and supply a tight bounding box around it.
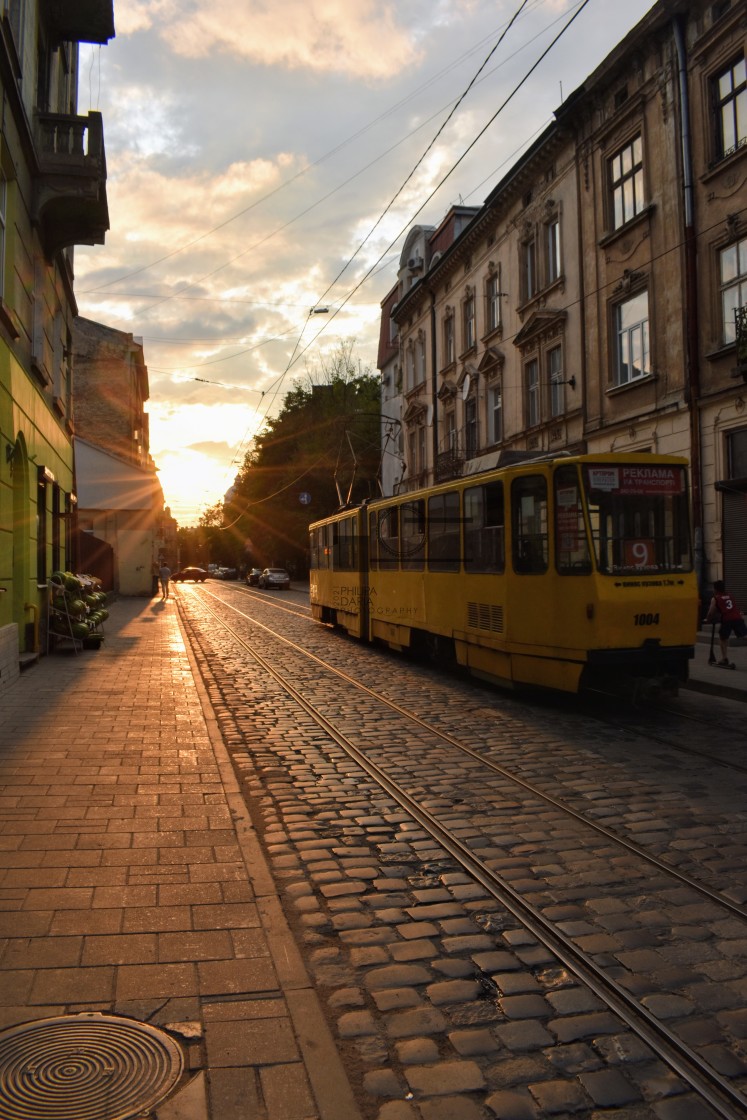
[582,462,693,575]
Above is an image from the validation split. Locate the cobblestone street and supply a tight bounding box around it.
[0,586,746,1120]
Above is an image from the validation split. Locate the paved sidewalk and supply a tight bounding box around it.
[0,595,361,1120]
[688,629,747,702]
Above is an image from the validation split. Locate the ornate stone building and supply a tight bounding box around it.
[379,0,746,607]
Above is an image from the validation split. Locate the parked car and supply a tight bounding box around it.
[172,567,208,582]
[258,567,291,590]
[215,567,238,580]
[245,568,262,586]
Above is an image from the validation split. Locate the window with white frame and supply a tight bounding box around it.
[526,359,540,427]
[445,410,457,452]
[405,343,415,392]
[610,135,644,230]
[408,429,417,474]
[548,345,564,417]
[488,381,503,444]
[720,236,747,346]
[463,290,476,351]
[614,289,650,385]
[415,331,426,385]
[546,216,560,284]
[464,397,478,458]
[443,312,455,366]
[714,55,746,162]
[522,235,538,302]
[486,270,501,333]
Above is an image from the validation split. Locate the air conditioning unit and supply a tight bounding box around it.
[407,255,423,270]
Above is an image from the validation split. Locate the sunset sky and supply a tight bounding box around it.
[74,0,655,526]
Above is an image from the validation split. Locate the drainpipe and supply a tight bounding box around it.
[674,16,705,601]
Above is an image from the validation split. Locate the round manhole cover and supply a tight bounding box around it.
[0,1013,185,1120]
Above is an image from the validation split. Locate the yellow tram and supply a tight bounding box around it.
[309,453,698,694]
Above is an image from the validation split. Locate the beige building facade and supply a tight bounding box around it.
[72,318,175,595]
[381,0,746,608]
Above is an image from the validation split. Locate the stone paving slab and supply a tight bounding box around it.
[0,596,362,1120]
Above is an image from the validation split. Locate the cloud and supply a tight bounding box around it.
[157,1,421,79]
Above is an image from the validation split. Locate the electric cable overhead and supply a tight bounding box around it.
[288,0,594,380]
[80,0,555,295]
[213,0,591,506]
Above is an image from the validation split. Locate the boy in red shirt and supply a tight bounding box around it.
[706,580,747,668]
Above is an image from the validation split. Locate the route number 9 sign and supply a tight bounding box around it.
[624,539,655,568]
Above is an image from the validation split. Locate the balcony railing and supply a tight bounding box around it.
[33,111,109,257]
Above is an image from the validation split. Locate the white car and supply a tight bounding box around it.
[258,568,290,590]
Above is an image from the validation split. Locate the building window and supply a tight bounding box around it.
[415,332,426,385]
[548,346,564,418]
[443,313,455,366]
[405,344,415,392]
[546,216,560,284]
[720,236,747,346]
[464,398,478,458]
[610,135,644,230]
[615,289,650,384]
[714,56,746,161]
[727,428,747,479]
[489,381,502,444]
[446,410,457,451]
[522,235,537,301]
[526,358,540,427]
[463,291,476,351]
[409,430,421,474]
[486,271,501,333]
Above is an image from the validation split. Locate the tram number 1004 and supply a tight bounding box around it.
[634,613,660,626]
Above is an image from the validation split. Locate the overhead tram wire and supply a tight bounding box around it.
[287,0,594,379]
[214,0,594,500]
[79,0,554,296]
[313,0,533,309]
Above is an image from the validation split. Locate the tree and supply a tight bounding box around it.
[226,340,380,574]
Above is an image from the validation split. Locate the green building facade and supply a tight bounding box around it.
[0,0,114,679]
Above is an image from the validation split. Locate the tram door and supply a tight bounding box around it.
[510,474,554,648]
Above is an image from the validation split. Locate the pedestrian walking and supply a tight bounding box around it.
[158,562,171,601]
[705,579,747,669]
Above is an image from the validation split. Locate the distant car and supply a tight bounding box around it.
[217,567,238,580]
[246,568,262,586]
[172,566,208,582]
[258,567,290,590]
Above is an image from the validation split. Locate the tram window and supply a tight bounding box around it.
[554,467,592,574]
[464,483,505,572]
[378,507,400,570]
[368,511,378,569]
[333,516,358,571]
[428,491,461,571]
[582,463,693,574]
[511,476,548,574]
[309,530,318,570]
[401,500,425,570]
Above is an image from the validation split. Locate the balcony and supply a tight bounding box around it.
[41,0,115,45]
[436,444,464,482]
[33,111,109,259]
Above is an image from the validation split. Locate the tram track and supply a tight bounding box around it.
[195,583,747,917]
[177,583,747,1119]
